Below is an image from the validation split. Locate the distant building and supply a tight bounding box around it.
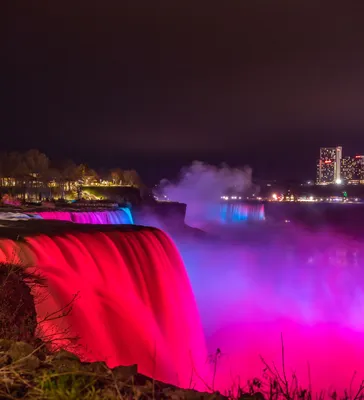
[341,156,355,182]
[317,146,342,184]
[316,160,320,184]
[358,156,364,184]
[341,155,364,184]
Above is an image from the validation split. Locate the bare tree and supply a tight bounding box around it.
[110,168,124,185]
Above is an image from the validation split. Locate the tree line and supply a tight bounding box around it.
[0,149,143,194]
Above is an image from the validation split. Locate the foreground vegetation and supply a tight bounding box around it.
[1,262,364,399]
[0,341,221,400]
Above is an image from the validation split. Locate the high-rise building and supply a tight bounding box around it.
[357,156,364,183]
[316,146,342,184]
[316,159,320,184]
[341,156,355,182]
[341,155,364,184]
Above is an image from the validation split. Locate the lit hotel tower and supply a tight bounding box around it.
[317,146,342,184]
[341,155,364,184]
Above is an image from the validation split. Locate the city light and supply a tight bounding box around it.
[318,146,364,185]
[220,145,364,204]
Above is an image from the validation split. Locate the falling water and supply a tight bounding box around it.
[0,227,206,388]
[2,204,363,395]
[220,202,265,223]
[36,208,134,224]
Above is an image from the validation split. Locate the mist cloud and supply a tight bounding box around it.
[159,161,254,227]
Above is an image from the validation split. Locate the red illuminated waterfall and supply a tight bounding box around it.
[0,227,207,387]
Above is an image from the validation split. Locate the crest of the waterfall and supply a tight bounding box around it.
[119,207,134,224]
[35,209,134,225]
[159,161,254,228]
[0,212,42,221]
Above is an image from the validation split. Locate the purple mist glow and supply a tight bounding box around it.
[177,226,364,394]
[158,161,364,393]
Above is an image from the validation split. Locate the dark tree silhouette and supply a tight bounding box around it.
[0,150,145,201]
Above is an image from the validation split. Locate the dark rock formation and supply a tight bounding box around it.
[0,340,229,399]
[0,264,38,343]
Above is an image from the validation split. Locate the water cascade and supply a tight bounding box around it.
[220,202,265,223]
[0,226,206,388]
[2,205,362,395]
[185,202,265,229]
[36,208,134,224]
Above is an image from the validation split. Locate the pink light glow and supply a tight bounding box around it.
[179,230,364,395]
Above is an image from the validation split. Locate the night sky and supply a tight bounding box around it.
[3,1,364,184]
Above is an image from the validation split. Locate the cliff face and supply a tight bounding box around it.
[0,264,38,343]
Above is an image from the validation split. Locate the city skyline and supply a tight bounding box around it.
[4,2,364,184]
[317,145,364,185]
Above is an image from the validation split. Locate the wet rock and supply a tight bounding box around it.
[52,349,80,361]
[46,349,82,372]
[51,358,81,373]
[163,388,226,400]
[31,338,49,361]
[81,360,109,375]
[100,387,119,398]
[0,338,13,351]
[111,364,137,381]
[7,341,40,371]
[17,354,40,371]
[8,341,34,361]
[0,351,11,367]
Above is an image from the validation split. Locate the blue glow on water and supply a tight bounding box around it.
[120,207,134,224]
[220,203,265,223]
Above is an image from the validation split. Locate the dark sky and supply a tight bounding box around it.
[3,1,364,184]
